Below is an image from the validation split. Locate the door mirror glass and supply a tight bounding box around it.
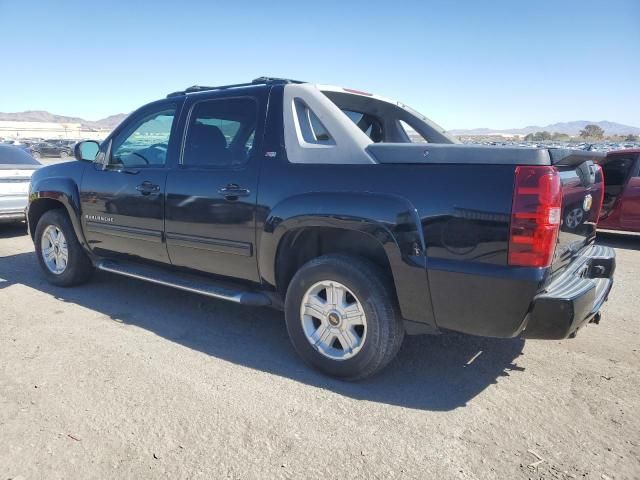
[74,140,100,161]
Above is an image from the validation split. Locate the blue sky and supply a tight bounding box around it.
[0,0,638,130]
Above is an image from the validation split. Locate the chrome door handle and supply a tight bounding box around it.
[218,184,250,199]
[136,181,160,195]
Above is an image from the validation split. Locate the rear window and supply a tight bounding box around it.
[341,110,384,142]
[0,145,40,165]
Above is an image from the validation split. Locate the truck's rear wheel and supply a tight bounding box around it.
[35,209,94,286]
[285,254,404,380]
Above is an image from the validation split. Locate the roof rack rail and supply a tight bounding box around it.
[166,77,305,98]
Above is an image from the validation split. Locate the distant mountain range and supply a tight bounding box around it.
[449,121,640,136]
[1,111,638,137]
[0,111,128,130]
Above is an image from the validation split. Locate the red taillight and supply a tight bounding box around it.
[509,166,562,268]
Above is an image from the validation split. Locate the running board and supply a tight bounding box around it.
[96,259,271,306]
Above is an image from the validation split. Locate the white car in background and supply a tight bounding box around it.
[0,144,41,223]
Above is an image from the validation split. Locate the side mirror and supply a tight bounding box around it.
[74,140,100,161]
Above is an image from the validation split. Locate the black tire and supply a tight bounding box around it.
[284,254,404,380]
[34,209,94,287]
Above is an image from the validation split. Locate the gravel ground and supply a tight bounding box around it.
[0,225,638,480]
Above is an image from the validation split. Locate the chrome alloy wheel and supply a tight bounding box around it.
[41,225,68,274]
[300,280,367,361]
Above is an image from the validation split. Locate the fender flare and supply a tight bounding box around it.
[28,176,89,250]
[258,191,436,326]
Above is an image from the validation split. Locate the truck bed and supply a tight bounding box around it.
[366,143,605,166]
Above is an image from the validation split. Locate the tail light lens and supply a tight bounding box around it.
[509,166,562,268]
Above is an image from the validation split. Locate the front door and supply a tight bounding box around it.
[165,94,265,281]
[620,159,640,230]
[80,102,180,263]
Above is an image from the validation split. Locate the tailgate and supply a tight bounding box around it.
[549,149,605,274]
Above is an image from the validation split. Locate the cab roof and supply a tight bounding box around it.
[166,77,305,98]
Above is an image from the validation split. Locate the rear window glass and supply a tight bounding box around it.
[183,97,258,167]
[0,145,40,165]
[195,117,242,142]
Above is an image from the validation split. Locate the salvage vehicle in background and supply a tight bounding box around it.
[0,145,41,222]
[26,77,616,379]
[29,141,73,160]
[45,139,78,150]
[598,149,640,232]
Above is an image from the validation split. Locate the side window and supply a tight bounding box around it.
[398,120,428,144]
[110,107,176,168]
[602,158,633,185]
[182,97,257,168]
[294,99,335,145]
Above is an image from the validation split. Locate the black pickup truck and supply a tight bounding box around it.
[27,77,615,379]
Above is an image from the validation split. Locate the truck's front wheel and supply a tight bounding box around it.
[285,254,404,380]
[35,209,94,287]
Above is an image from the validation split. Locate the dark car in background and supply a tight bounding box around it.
[29,141,73,160]
[45,139,76,147]
[60,139,78,148]
[598,149,640,232]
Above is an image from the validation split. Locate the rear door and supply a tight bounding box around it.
[164,91,267,281]
[80,100,181,262]
[43,143,58,156]
[620,155,640,230]
[551,151,605,273]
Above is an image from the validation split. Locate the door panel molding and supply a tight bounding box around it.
[166,232,252,256]
[86,221,163,243]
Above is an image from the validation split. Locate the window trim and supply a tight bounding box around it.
[108,102,178,170]
[179,95,260,170]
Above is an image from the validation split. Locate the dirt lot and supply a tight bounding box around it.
[0,225,638,479]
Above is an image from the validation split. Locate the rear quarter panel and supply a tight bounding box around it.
[257,158,539,336]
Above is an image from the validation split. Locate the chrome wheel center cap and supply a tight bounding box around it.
[327,311,341,327]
